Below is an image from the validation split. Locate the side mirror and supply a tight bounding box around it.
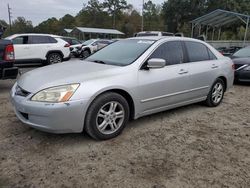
[147,58,166,69]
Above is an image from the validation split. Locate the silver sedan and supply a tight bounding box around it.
[10,37,234,140]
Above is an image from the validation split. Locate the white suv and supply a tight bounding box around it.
[6,34,71,65]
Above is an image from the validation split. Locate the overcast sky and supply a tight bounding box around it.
[0,0,165,26]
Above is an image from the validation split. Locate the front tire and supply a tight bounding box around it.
[205,78,225,107]
[81,50,90,59]
[47,53,62,65]
[85,92,130,140]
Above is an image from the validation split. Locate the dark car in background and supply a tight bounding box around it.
[231,46,250,82]
[61,37,83,57]
[0,39,18,80]
[218,46,242,57]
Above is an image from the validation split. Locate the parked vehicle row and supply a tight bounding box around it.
[62,38,113,58]
[217,46,242,57]
[135,31,184,37]
[10,36,234,140]
[5,34,71,65]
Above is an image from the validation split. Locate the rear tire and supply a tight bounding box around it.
[85,92,130,140]
[205,78,225,107]
[47,53,62,65]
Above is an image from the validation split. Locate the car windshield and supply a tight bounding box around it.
[233,47,250,58]
[86,39,155,66]
[83,39,96,45]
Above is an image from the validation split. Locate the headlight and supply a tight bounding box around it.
[243,65,250,71]
[31,84,79,103]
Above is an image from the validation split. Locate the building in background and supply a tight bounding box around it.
[65,27,124,40]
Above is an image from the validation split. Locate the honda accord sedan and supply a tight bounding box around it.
[10,37,234,140]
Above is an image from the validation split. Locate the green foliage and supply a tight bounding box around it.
[2,0,250,39]
[34,17,60,34]
[143,0,164,31]
[3,17,33,37]
[162,0,250,39]
[103,0,130,28]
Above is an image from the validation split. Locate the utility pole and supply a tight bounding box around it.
[141,0,144,31]
[7,4,12,33]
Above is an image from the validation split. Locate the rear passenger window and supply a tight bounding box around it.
[150,41,184,65]
[208,48,217,60]
[48,37,57,43]
[185,41,210,62]
[29,36,57,44]
[29,36,50,44]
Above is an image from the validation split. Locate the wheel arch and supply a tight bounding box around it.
[82,47,91,54]
[84,88,136,126]
[217,76,227,91]
[46,50,64,59]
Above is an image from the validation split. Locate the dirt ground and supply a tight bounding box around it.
[0,67,250,188]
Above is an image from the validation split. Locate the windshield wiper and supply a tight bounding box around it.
[91,60,107,64]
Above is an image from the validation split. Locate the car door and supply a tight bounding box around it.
[137,41,191,114]
[12,36,30,60]
[28,36,52,60]
[183,41,220,99]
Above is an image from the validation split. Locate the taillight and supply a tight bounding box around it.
[64,43,70,47]
[4,44,15,61]
[232,64,235,70]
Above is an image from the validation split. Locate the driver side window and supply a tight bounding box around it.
[149,41,184,66]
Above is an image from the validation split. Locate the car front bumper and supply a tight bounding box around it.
[10,85,89,133]
[63,55,71,62]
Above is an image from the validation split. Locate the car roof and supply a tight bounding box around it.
[61,36,78,40]
[6,33,62,38]
[128,36,204,43]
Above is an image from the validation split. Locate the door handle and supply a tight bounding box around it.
[178,69,188,75]
[211,64,219,69]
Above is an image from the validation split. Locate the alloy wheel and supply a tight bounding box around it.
[49,54,62,64]
[96,101,125,135]
[212,83,223,104]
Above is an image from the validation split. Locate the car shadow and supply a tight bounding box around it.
[16,103,203,145]
[234,82,250,86]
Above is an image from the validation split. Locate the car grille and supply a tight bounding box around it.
[15,86,31,97]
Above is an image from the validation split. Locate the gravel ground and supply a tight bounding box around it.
[0,65,250,188]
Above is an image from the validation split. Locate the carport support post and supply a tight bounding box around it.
[218,27,221,40]
[243,17,249,47]
[191,23,194,38]
[206,25,209,40]
[212,27,215,41]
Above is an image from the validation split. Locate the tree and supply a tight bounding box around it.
[34,17,60,34]
[162,0,207,33]
[3,17,33,36]
[59,14,76,30]
[75,0,110,28]
[143,1,163,31]
[103,0,129,28]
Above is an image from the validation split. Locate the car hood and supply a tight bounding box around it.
[17,60,122,93]
[232,57,250,65]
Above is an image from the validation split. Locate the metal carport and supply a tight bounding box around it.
[190,9,250,46]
